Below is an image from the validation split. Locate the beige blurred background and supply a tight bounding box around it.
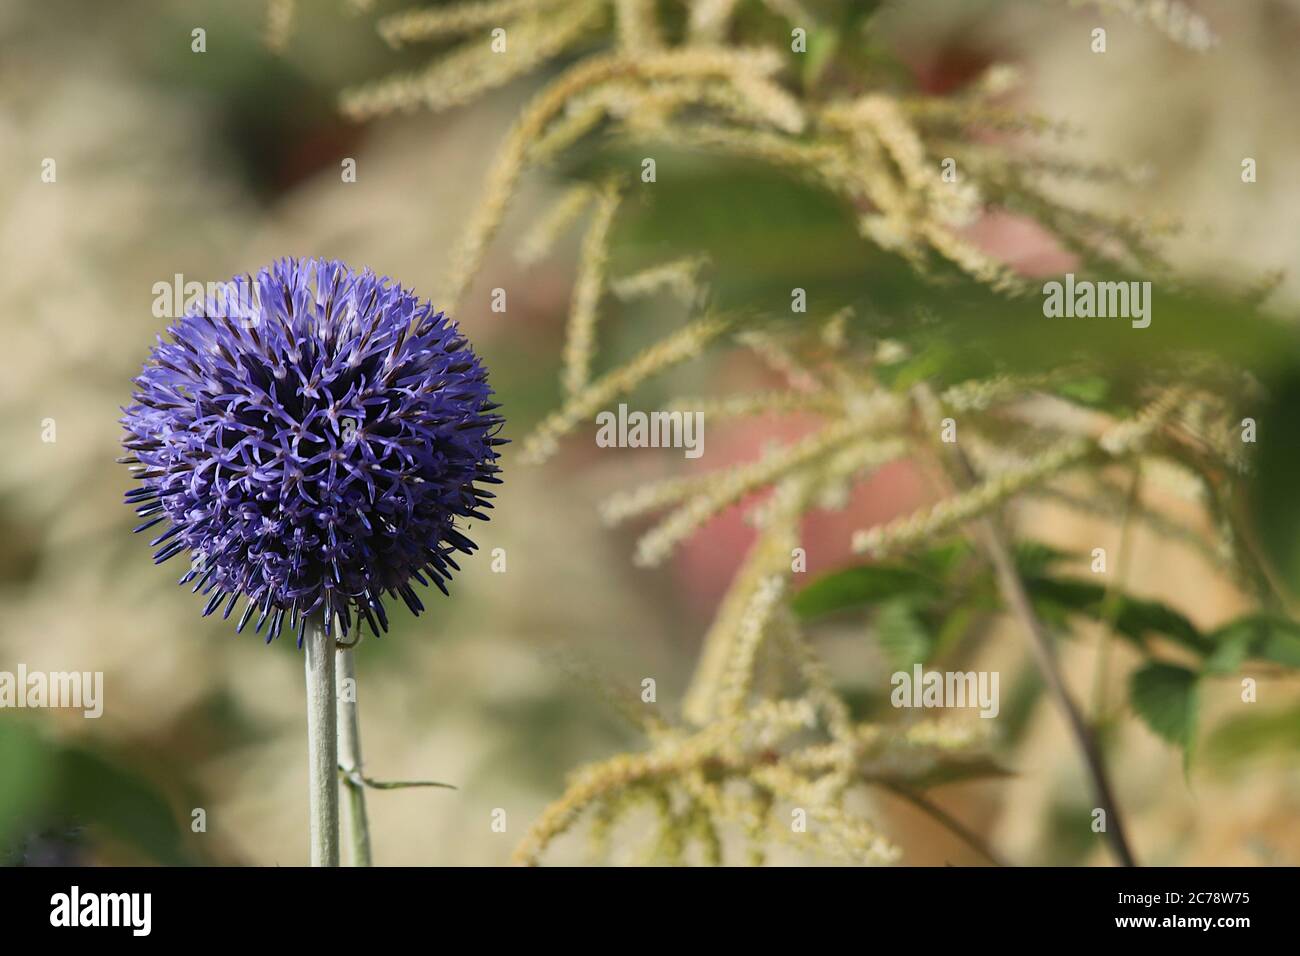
[1,0,1297,866]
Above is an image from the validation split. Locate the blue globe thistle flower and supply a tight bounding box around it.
[121,257,504,645]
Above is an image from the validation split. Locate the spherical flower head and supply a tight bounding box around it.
[121,257,504,645]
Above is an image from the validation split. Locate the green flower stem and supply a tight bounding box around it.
[336,645,373,867]
[304,610,340,867]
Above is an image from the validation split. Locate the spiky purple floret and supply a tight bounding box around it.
[120,257,504,645]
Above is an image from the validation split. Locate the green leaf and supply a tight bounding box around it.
[1204,703,1300,771]
[1110,596,1212,655]
[1024,576,1210,654]
[1201,631,1251,675]
[56,749,190,865]
[874,600,932,669]
[999,666,1045,745]
[875,341,957,391]
[832,684,892,722]
[0,720,190,864]
[931,604,976,660]
[802,27,840,89]
[1249,370,1300,595]
[603,153,875,322]
[1012,541,1078,577]
[0,721,56,846]
[908,272,1300,387]
[1129,662,1199,756]
[1053,375,1110,407]
[792,564,940,619]
[910,540,974,578]
[1209,614,1300,668]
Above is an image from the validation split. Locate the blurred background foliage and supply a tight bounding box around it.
[1,0,1299,866]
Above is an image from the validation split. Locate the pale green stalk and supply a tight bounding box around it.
[304,610,340,866]
[337,645,373,866]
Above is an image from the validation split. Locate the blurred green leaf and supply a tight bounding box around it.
[57,749,190,865]
[1042,797,1101,865]
[0,721,56,846]
[1204,703,1300,771]
[833,684,891,722]
[792,564,940,619]
[0,720,191,865]
[1013,541,1078,577]
[1207,613,1300,669]
[906,274,1300,387]
[802,26,840,89]
[930,604,976,661]
[1129,662,1199,756]
[1025,576,1211,655]
[874,340,959,392]
[912,540,976,578]
[875,599,932,669]
[999,665,1045,745]
[1053,375,1111,407]
[1201,629,1252,675]
[1248,370,1300,596]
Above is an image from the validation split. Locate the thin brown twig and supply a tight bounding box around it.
[971,509,1137,866]
[912,385,1138,867]
[871,779,1010,867]
[1092,463,1142,719]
